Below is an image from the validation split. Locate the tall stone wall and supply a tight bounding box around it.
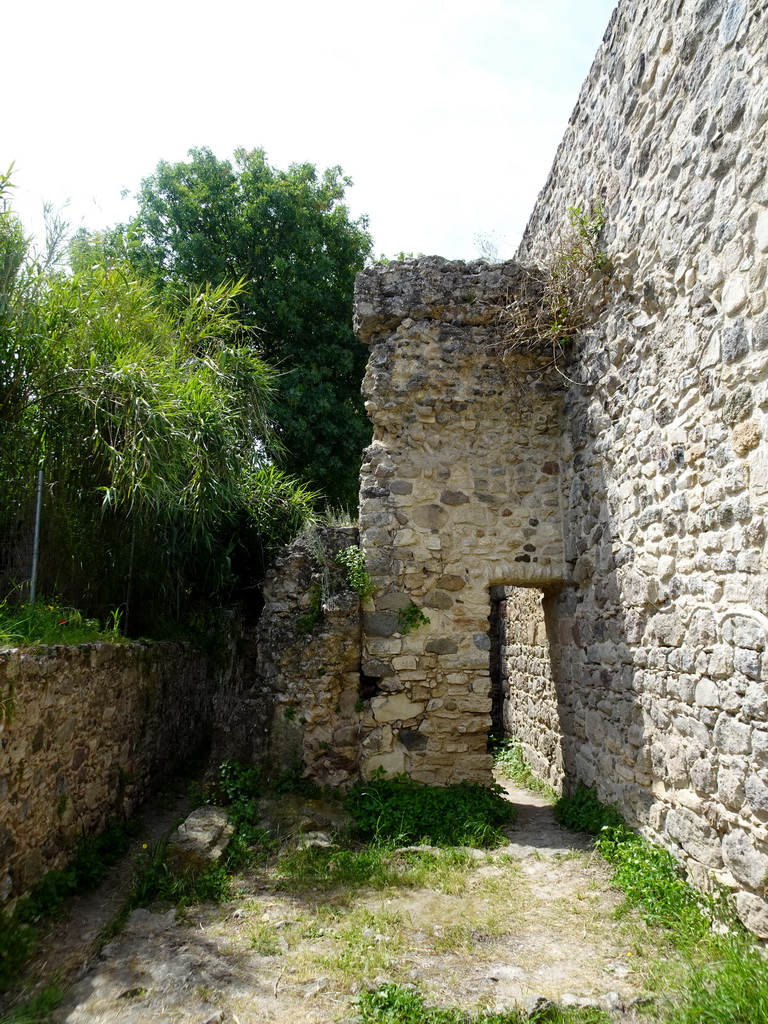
[352,0,768,934]
[0,642,228,902]
[515,0,768,934]
[355,260,567,785]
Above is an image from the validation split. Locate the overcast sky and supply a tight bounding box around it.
[5,0,617,261]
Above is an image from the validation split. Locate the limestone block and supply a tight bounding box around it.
[166,807,233,876]
[694,679,721,708]
[736,892,768,938]
[665,808,722,868]
[746,775,768,813]
[709,645,735,679]
[714,713,752,754]
[364,751,406,778]
[722,829,768,888]
[753,730,768,767]
[370,694,426,724]
[651,611,686,648]
[756,209,768,254]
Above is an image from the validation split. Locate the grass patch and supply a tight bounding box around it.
[346,774,515,847]
[357,983,610,1023]
[556,785,768,1024]
[0,986,64,1024]
[275,844,478,896]
[312,907,406,982]
[492,739,557,801]
[0,600,126,650]
[553,785,622,835]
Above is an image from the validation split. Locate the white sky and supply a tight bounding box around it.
[4,0,617,261]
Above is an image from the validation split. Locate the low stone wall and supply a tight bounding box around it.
[498,587,564,793]
[0,642,226,902]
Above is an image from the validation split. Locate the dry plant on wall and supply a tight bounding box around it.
[496,199,610,384]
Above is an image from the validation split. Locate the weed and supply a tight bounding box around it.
[0,598,128,649]
[492,738,556,800]
[495,197,609,383]
[0,986,64,1023]
[249,922,282,956]
[336,545,375,600]
[132,841,233,909]
[346,774,515,847]
[553,785,623,835]
[276,845,394,892]
[314,906,405,981]
[297,582,323,635]
[397,602,430,636]
[357,983,610,1023]
[215,760,262,805]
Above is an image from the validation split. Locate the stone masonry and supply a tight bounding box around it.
[350,0,768,935]
[0,642,227,902]
[210,526,364,790]
[496,587,564,793]
[354,261,566,785]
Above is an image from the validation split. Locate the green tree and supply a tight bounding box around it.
[1,190,316,633]
[108,147,373,507]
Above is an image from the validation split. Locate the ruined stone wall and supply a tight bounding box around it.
[354,261,567,785]
[515,0,768,934]
[499,588,564,792]
[0,642,226,901]
[210,526,363,789]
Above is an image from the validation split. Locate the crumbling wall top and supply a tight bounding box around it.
[354,256,530,344]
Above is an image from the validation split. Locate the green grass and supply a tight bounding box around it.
[0,986,64,1024]
[0,599,126,650]
[555,785,768,1024]
[491,738,557,800]
[357,984,610,1023]
[345,774,515,847]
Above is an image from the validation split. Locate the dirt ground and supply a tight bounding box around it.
[5,776,661,1024]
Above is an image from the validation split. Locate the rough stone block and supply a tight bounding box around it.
[166,807,233,876]
[370,694,426,724]
[723,829,768,888]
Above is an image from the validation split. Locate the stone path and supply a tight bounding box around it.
[43,779,653,1024]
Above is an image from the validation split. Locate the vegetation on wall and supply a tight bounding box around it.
[496,198,609,375]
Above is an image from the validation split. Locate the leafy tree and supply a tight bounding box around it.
[1,185,316,634]
[107,147,373,507]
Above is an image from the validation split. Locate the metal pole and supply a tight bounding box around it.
[29,467,44,605]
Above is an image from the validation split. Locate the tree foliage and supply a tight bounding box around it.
[0,177,316,635]
[106,147,373,506]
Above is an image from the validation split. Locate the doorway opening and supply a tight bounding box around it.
[488,585,564,792]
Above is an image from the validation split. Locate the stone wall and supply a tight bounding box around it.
[0,642,227,901]
[497,587,564,792]
[354,260,566,785]
[210,526,364,789]
[517,0,768,935]
[352,0,768,934]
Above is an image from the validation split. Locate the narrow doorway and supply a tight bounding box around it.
[488,584,564,792]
